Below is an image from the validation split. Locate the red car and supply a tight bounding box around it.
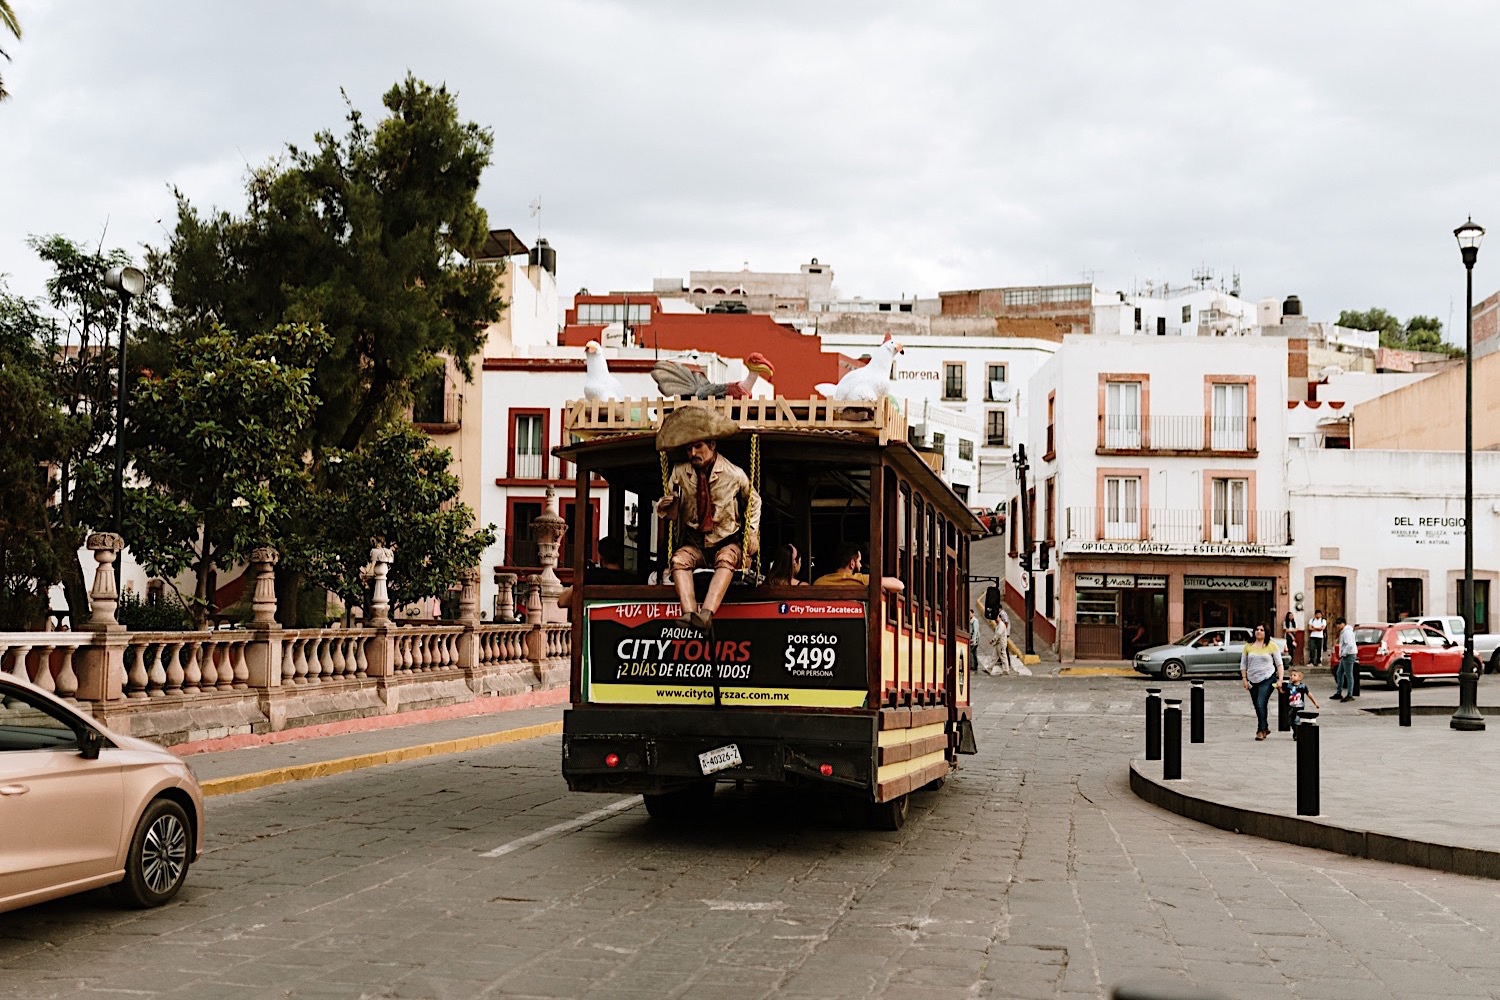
[1354,622,1466,688]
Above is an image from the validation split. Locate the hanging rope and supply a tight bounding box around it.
[659,449,674,561]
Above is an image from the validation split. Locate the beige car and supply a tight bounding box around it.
[0,673,204,913]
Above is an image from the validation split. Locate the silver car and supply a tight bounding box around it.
[0,673,205,914]
[1133,627,1292,681]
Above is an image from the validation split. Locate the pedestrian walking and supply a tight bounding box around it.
[1334,616,1358,701]
[1240,622,1284,741]
[1307,609,1328,668]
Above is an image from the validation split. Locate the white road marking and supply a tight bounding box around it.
[480,796,641,857]
[702,900,787,911]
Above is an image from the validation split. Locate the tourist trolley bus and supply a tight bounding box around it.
[556,397,981,829]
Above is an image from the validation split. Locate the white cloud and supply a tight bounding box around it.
[2,1,1498,337]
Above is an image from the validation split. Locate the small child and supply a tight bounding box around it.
[1283,668,1320,739]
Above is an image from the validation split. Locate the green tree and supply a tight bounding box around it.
[287,425,495,616]
[1337,308,1460,356]
[0,1,20,102]
[0,285,73,628]
[124,323,331,627]
[16,236,142,623]
[159,74,504,455]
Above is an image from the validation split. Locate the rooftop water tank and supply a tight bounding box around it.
[530,237,557,275]
[1282,294,1302,317]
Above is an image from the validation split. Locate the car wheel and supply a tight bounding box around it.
[868,793,910,831]
[112,798,192,908]
[1385,661,1409,691]
[1162,660,1186,681]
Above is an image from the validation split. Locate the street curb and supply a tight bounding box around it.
[1128,760,1500,881]
[199,721,563,798]
[1060,666,1138,677]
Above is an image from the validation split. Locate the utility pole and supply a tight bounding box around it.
[1013,443,1035,655]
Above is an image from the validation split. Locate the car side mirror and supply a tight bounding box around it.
[79,727,104,761]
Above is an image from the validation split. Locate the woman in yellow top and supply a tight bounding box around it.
[1240,623,1285,741]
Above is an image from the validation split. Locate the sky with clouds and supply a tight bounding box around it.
[3,1,1499,338]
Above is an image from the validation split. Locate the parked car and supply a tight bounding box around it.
[0,673,204,914]
[1409,615,1500,673]
[1355,621,1466,689]
[1133,626,1292,681]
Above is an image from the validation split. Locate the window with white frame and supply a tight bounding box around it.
[985,363,1008,401]
[1211,382,1248,450]
[1211,477,1249,542]
[986,410,1007,447]
[1104,381,1141,449]
[514,414,545,479]
[1103,476,1140,539]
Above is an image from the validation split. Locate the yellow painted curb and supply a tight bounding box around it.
[1058,666,1139,677]
[1021,654,1040,665]
[200,720,564,798]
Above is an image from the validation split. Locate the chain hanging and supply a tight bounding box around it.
[659,450,673,560]
[743,433,762,577]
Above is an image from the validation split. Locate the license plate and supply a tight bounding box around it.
[698,743,742,775]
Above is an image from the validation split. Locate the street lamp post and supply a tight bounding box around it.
[1013,443,1035,655]
[104,266,145,592]
[1452,218,1484,732]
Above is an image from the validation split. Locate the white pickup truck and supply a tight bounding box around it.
[1411,615,1500,672]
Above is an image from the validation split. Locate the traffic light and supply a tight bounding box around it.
[983,586,1001,620]
[1036,541,1050,571]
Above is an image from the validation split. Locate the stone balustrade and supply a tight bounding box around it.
[0,547,568,745]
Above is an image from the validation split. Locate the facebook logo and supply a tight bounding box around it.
[779,603,790,614]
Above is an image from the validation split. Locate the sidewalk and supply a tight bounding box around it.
[1130,679,1500,879]
[176,688,567,796]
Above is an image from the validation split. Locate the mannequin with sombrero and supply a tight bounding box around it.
[654,406,761,632]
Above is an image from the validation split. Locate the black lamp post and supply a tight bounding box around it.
[1013,442,1035,655]
[104,265,145,591]
[1451,218,1484,732]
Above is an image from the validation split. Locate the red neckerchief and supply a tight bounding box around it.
[696,457,717,534]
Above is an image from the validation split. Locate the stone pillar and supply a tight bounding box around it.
[525,579,548,677]
[369,543,394,624]
[249,547,280,626]
[76,533,127,702]
[495,572,518,622]
[85,533,125,630]
[457,567,481,677]
[532,488,568,624]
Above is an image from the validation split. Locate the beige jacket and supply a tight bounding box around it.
[667,454,761,550]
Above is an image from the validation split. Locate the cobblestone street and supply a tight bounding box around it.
[5,675,1500,999]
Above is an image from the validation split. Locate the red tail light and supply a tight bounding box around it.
[819,763,834,777]
[604,753,620,768]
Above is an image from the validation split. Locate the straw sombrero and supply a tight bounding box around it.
[656,406,740,451]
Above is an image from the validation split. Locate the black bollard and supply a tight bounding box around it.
[1190,680,1205,744]
[1351,660,1361,698]
[1145,688,1162,761]
[1277,683,1291,732]
[1296,712,1319,815]
[1163,699,1182,780]
[1398,674,1411,727]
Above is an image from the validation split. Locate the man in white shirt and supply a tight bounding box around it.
[1307,610,1328,668]
[1334,617,1358,701]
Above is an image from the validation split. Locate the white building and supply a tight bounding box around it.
[814,331,1059,510]
[1026,335,1292,660]
[1093,281,1259,338]
[1286,449,1500,634]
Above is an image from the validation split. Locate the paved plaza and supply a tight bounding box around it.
[5,674,1500,999]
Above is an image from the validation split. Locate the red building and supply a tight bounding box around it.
[561,295,848,398]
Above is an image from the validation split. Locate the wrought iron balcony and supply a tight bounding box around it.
[1097,414,1255,454]
[1064,506,1292,546]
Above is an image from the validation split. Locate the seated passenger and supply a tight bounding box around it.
[811,543,905,593]
[556,535,635,607]
[765,543,804,586]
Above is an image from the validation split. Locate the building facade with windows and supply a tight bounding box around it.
[1024,335,1292,660]
[1285,448,1500,636]
[814,331,1059,510]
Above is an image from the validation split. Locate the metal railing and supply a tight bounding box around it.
[1065,507,1292,545]
[1099,414,1254,452]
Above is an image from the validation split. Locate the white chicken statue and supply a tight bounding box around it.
[816,336,905,402]
[582,340,627,401]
